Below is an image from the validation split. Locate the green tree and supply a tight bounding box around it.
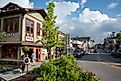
[57,36,66,48]
[0,32,5,41]
[116,32,121,43]
[56,35,66,56]
[42,2,59,59]
[0,31,16,41]
[22,46,30,56]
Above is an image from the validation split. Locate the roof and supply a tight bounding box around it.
[2,2,23,9]
[58,31,66,36]
[28,8,47,19]
[71,36,90,41]
[0,2,47,18]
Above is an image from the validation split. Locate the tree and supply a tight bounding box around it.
[57,36,66,49]
[42,2,59,59]
[22,46,30,55]
[0,31,15,41]
[116,32,121,43]
[56,35,66,57]
[0,32,5,41]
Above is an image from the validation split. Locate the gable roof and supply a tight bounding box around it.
[2,2,23,9]
[0,2,47,18]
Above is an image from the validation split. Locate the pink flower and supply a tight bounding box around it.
[108,80,112,81]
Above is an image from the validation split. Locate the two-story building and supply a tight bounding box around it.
[0,2,46,61]
[71,36,91,54]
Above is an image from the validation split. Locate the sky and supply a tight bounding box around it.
[0,0,121,43]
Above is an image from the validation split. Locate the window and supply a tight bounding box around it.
[26,18,34,34]
[3,17,19,33]
[1,45,18,59]
[36,23,41,36]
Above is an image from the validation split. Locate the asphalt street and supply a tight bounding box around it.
[77,49,121,81]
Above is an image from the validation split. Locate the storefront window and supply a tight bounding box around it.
[1,45,18,59]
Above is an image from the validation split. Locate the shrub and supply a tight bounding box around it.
[30,55,100,81]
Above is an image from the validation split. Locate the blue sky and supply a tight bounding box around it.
[30,0,121,17]
[0,0,121,43]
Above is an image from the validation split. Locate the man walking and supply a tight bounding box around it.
[31,51,36,65]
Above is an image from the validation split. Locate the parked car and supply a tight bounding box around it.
[93,49,98,53]
[73,48,83,58]
[111,49,121,58]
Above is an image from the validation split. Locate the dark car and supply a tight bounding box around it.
[93,49,98,53]
[73,48,83,58]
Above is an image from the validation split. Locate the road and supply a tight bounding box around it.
[77,49,121,81]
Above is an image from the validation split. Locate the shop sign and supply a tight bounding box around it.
[25,33,33,41]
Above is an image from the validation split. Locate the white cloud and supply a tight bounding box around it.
[0,0,34,8]
[80,0,88,9]
[79,8,116,24]
[54,1,120,43]
[117,14,121,17]
[107,2,118,9]
[54,1,79,24]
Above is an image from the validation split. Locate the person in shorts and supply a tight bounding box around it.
[31,51,36,65]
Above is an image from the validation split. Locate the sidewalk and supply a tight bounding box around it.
[0,62,42,81]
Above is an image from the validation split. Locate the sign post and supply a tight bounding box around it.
[23,55,30,73]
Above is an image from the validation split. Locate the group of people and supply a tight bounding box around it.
[20,51,36,73]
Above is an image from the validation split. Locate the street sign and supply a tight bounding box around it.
[23,57,30,65]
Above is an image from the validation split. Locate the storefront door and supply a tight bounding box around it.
[36,48,41,61]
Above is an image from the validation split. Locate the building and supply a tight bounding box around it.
[71,36,91,54]
[103,32,117,53]
[0,2,46,61]
[55,31,66,57]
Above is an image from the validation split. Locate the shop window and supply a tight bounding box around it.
[26,18,34,34]
[3,17,19,33]
[1,45,18,59]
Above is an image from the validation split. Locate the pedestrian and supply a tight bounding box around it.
[31,51,36,65]
[20,55,25,73]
